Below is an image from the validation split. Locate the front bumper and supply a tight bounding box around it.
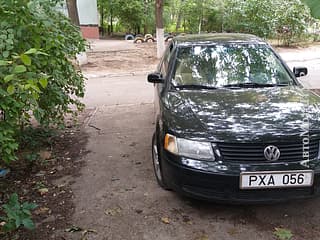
[161,151,320,204]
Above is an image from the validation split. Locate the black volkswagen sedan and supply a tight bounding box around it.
[148,33,320,203]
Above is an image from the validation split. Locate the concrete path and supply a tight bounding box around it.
[278,46,320,88]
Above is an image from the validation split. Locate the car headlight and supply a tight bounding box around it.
[164,134,215,160]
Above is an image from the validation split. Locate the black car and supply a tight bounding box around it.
[148,33,320,203]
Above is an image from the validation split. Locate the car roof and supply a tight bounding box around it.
[173,33,267,46]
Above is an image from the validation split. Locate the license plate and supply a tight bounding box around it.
[240,170,314,189]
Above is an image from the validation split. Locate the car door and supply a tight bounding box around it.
[154,43,173,123]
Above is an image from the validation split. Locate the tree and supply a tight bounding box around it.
[66,0,80,26]
[156,0,165,58]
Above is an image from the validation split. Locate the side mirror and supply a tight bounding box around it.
[147,72,164,83]
[293,67,308,77]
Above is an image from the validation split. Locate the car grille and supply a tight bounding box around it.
[218,140,319,162]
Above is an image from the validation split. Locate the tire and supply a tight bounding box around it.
[144,34,153,39]
[125,34,134,41]
[134,37,145,44]
[135,34,143,38]
[152,132,171,190]
[146,37,155,43]
[165,36,173,42]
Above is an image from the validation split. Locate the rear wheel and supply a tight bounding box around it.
[152,132,171,190]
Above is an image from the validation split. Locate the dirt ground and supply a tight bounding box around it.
[0,113,91,240]
[1,40,320,240]
[81,42,158,75]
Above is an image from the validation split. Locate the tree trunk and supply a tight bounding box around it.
[110,1,113,35]
[100,4,104,36]
[66,0,80,26]
[175,0,184,32]
[176,13,182,32]
[67,0,87,65]
[198,0,204,34]
[156,0,164,59]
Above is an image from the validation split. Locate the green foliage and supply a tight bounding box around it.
[0,193,37,232]
[0,0,85,164]
[304,0,320,19]
[98,0,154,34]
[179,0,222,33]
[274,227,293,240]
[223,0,312,44]
[98,0,317,41]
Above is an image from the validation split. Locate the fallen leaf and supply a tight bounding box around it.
[81,228,98,240]
[105,207,122,216]
[161,217,170,224]
[38,188,49,195]
[65,225,83,233]
[34,207,50,215]
[39,150,52,160]
[197,235,209,240]
[227,227,239,236]
[274,227,293,240]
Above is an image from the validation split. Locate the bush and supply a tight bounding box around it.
[0,0,86,164]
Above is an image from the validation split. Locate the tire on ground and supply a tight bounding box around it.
[125,34,134,41]
[134,37,145,44]
[144,34,153,39]
[146,37,155,43]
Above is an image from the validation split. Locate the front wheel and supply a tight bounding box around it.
[152,133,171,190]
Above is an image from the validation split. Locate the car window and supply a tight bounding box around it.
[159,43,173,78]
[172,44,294,88]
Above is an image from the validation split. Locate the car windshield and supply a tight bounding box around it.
[172,44,295,89]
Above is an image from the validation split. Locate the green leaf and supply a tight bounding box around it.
[31,85,41,93]
[13,65,26,73]
[3,51,9,58]
[22,202,37,210]
[3,221,16,232]
[15,218,22,228]
[22,209,31,215]
[0,60,9,66]
[36,51,49,56]
[7,85,15,95]
[20,54,31,66]
[39,78,48,88]
[4,74,15,83]
[274,228,293,240]
[22,218,35,230]
[24,48,37,55]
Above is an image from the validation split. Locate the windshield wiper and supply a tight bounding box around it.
[222,83,289,88]
[174,84,218,90]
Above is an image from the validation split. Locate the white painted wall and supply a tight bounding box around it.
[59,0,99,25]
[77,0,99,25]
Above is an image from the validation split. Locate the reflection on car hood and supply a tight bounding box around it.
[163,87,320,142]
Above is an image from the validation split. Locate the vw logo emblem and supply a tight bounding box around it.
[264,145,281,161]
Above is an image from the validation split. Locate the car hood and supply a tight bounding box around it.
[163,87,320,142]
